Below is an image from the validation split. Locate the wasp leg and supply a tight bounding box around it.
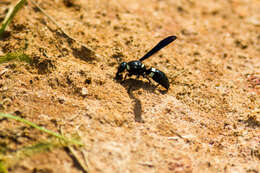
[123,73,133,82]
[143,74,152,83]
[123,73,129,82]
[135,75,140,79]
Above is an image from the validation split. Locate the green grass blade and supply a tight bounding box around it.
[0,113,83,146]
[0,0,27,37]
[0,160,8,173]
[17,142,60,158]
[0,52,31,64]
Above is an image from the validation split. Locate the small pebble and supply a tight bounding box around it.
[81,87,88,96]
[247,16,260,26]
[58,97,65,104]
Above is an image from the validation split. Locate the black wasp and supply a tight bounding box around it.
[115,35,177,90]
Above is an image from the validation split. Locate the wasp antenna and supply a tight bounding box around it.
[139,35,177,62]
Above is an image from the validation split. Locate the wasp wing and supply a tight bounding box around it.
[139,35,177,62]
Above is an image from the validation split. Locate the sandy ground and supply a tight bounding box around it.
[0,0,259,172]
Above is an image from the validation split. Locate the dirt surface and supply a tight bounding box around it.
[0,0,260,172]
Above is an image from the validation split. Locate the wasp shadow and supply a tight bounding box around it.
[116,78,165,123]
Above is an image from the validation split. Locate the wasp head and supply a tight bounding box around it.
[115,62,127,80]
